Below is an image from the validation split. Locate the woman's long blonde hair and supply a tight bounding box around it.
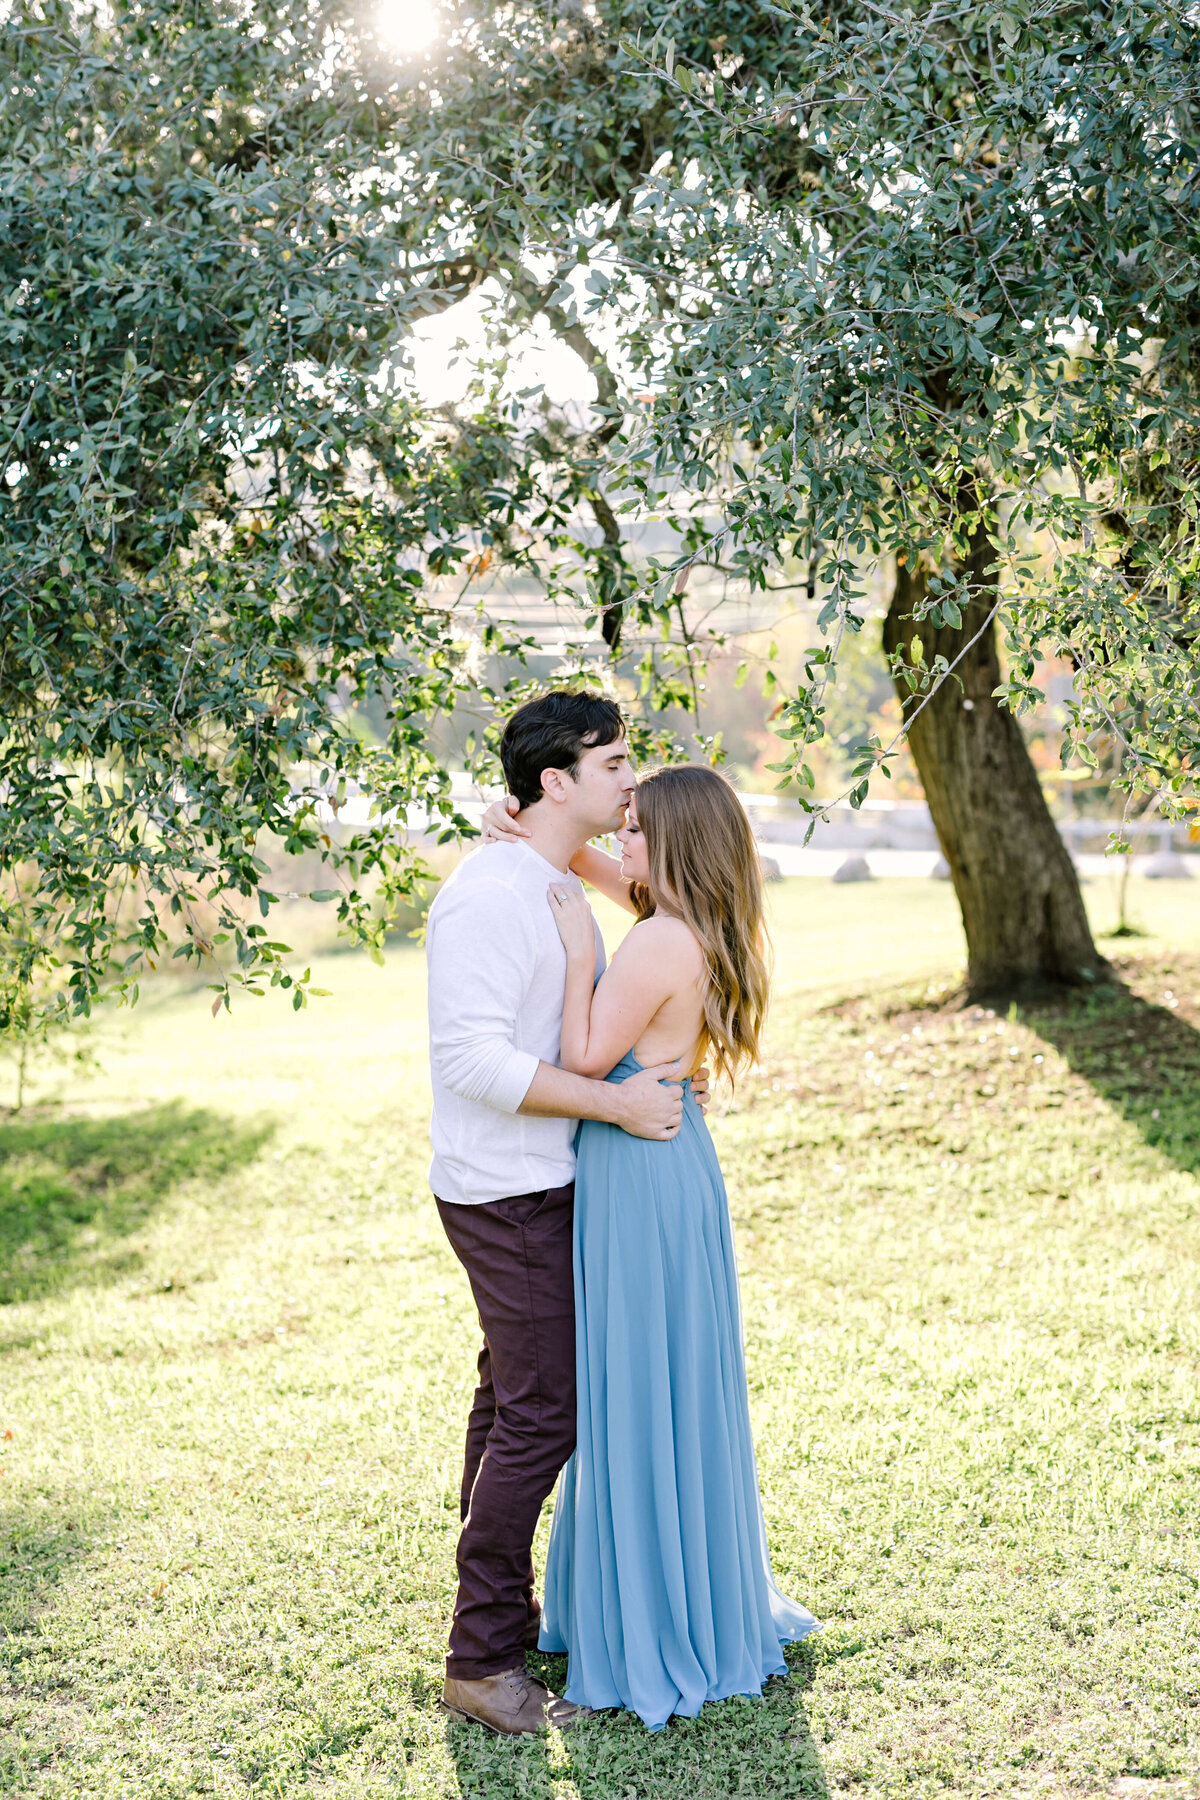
[629,765,771,1085]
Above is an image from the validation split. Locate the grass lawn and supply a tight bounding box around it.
[2,874,1199,1798]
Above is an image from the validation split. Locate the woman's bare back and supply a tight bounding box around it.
[626,914,708,1072]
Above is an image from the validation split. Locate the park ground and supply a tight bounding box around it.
[1,871,1199,1799]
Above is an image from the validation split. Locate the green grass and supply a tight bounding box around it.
[2,879,1200,1798]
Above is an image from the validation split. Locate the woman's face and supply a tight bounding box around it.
[616,795,651,886]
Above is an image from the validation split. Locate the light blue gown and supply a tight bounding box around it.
[539,1050,820,1730]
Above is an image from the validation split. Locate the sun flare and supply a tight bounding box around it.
[377,0,438,54]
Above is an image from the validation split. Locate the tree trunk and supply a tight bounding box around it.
[882,535,1105,1000]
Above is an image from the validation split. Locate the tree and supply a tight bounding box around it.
[0,0,577,1025]
[3,0,1197,1028]
[386,0,1200,996]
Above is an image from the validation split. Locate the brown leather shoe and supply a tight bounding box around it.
[441,1667,588,1734]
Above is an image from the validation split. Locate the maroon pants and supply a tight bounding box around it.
[435,1183,576,1680]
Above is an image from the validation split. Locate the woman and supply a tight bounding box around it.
[483,766,819,1729]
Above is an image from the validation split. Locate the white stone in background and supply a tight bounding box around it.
[832,855,873,884]
[759,847,944,878]
[931,856,952,880]
[759,854,782,883]
[1142,853,1194,880]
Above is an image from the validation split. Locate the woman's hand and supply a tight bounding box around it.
[548,882,596,962]
[480,794,528,843]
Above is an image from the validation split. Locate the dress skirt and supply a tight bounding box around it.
[539,1052,820,1729]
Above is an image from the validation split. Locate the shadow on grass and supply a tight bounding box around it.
[444,1642,827,1800]
[1018,967,1200,1176]
[0,1492,115,1638]
[0,1101,272,1310]
[0,1492,120,1790]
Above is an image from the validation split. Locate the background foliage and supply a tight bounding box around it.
[392,0,1200,799]
[2,0,1198,1029]
[0,0,540,1023]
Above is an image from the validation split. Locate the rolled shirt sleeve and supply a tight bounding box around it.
[426,877,541,1115]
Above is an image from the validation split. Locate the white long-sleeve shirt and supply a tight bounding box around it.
[425,840,605,1206]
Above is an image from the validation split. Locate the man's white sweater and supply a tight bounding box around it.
[425,840,605,1206]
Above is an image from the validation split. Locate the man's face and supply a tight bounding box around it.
[558,734,635,837]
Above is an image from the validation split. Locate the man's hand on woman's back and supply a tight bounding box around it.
[609,1062,685,1140]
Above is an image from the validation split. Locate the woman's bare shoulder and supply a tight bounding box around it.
[618,913,705,971]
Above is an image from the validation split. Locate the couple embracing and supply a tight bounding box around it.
[426,691,819,1736]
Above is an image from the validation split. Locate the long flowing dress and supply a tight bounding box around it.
[538,1050,820,1730]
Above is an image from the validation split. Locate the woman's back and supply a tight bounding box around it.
[619,913,708,1072]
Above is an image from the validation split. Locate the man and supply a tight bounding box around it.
[426,691,699,1735]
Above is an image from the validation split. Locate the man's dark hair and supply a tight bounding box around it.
[500,691,625,809]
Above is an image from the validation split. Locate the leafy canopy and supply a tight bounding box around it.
[2,0,1197,1027]
[1,0,550,1022]
[390,0,1200,804]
